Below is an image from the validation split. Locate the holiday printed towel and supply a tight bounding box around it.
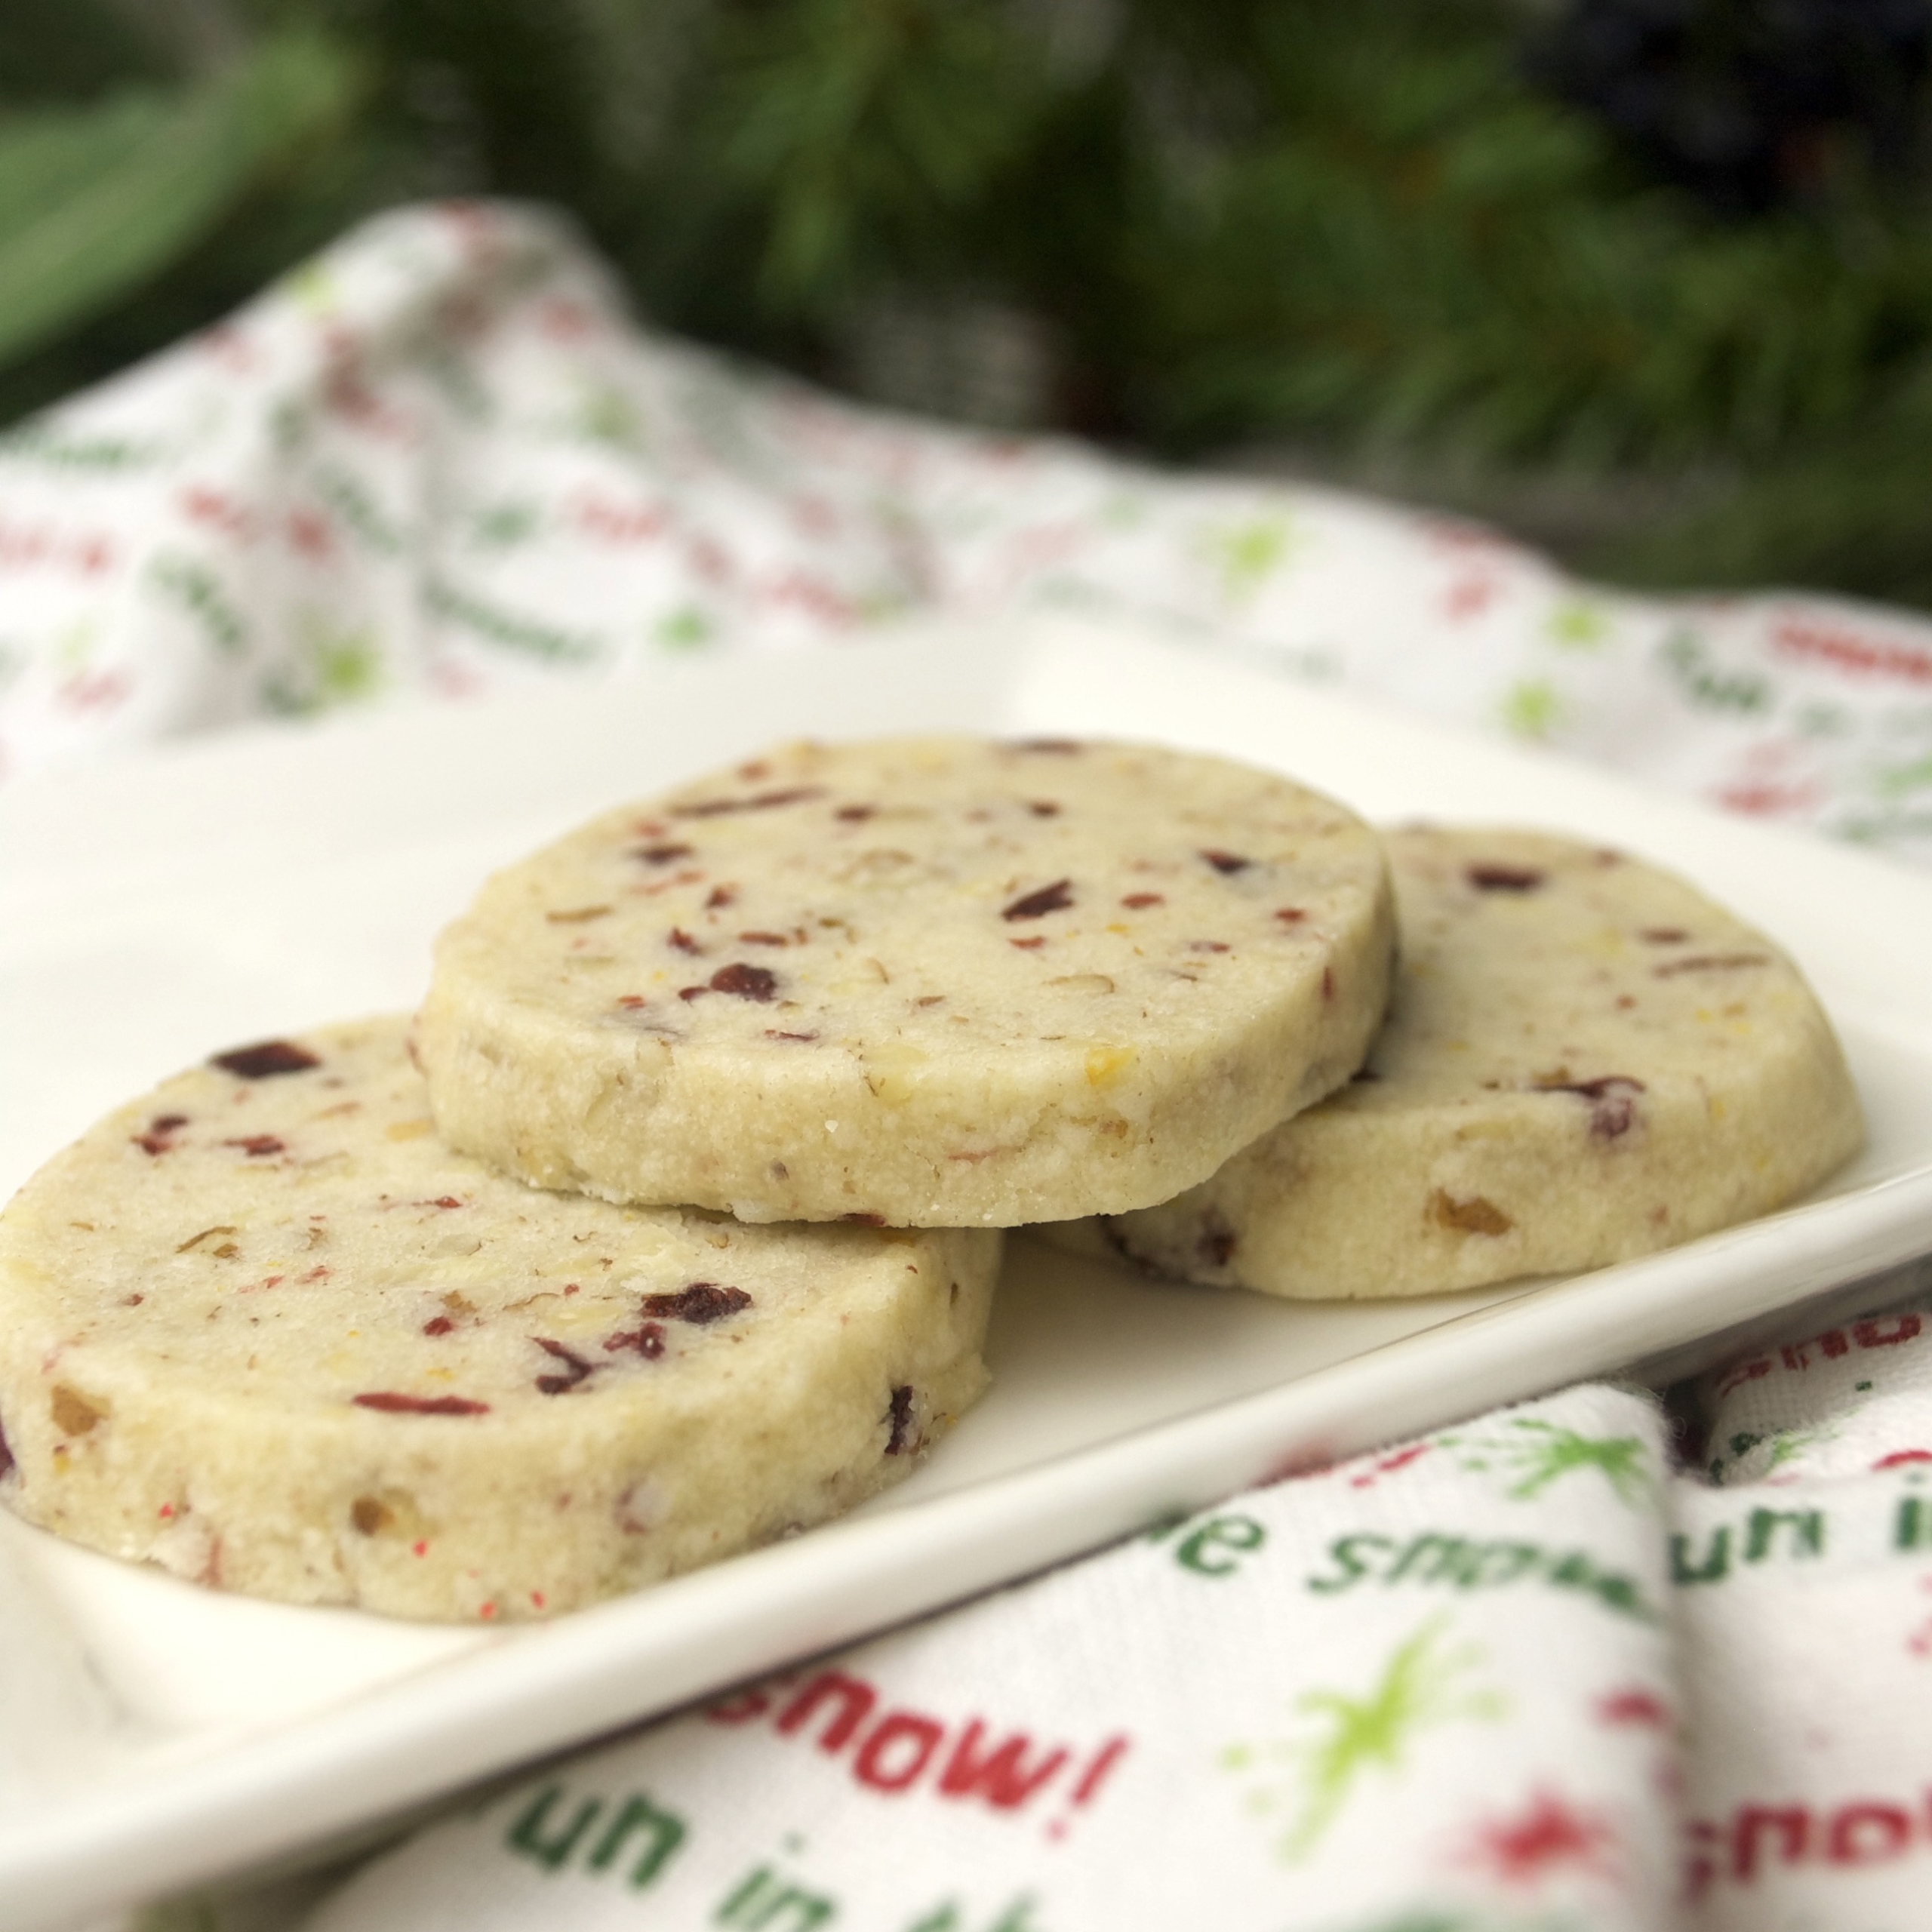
[8,202,1932,864]
[5,202,1932,1931]
[293,1282,1932,1932]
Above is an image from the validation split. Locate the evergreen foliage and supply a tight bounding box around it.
[0,0,1927,609]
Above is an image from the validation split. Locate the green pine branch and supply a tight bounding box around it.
[0,32,362,371]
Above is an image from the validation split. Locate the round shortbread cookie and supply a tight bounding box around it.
[1049,828,1863,1298]
[0,1018,999,1622]
[416,737,1395,1226]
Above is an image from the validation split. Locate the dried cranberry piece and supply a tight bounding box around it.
[885,1385,915,1455]
[604,1321,666,1358]
[709,962,779,1000]
[835,803,877,822]
[640,1282,753,1324]
[1002,878,1074,921]
[634,842,694,866]
[1466,865,1544,893]
[1198,1214,1238,1268]
[1654,952,1769,978]
[0,1414,12,1479]
[1537,1075,1647,1141]
[1121,893,1164,909]
[211,1040,319,1079]
[1541,1075,1647,1101]
[1200,850,1251,874]
[223,1135,285,1158]
[353,1392,489,1416]
[134,1114,189,1155]
[668,928,703,955]
[533,1337,596,1395]
[422,1315,454,1337]
[672,786,823,818]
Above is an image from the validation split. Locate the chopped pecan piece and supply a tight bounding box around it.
[51,1386,102,1435]
[1429,1191,1512,1236]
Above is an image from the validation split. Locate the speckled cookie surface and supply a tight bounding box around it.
[0,1018,998,1621]
[416,737,1395,1226]
[1050,829,1863,1298]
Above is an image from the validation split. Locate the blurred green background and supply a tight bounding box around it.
[4,0,1931,608]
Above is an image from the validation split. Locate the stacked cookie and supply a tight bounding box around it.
[1048,826,1864,1295]
[0,1018,999,1623]
[0,736,1862,1624]
[414,737,1398,1226]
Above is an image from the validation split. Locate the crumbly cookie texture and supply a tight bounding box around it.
[1048,828,1863,1298]
[0,1017,998,1622]
[416,736,1395,1226]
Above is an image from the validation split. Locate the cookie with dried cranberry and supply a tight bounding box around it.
[1046,828,1862,1297]
[415,736,1395,1226]
[0,1017,998,1621]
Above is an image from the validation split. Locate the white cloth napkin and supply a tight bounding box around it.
[9,202,1932,1932]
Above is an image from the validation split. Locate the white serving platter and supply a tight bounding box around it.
[5,611,1932,1930]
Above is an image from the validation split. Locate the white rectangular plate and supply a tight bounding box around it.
[6,612,1932,1928]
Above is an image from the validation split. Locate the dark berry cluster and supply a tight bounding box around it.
[1535,0,1932,211]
